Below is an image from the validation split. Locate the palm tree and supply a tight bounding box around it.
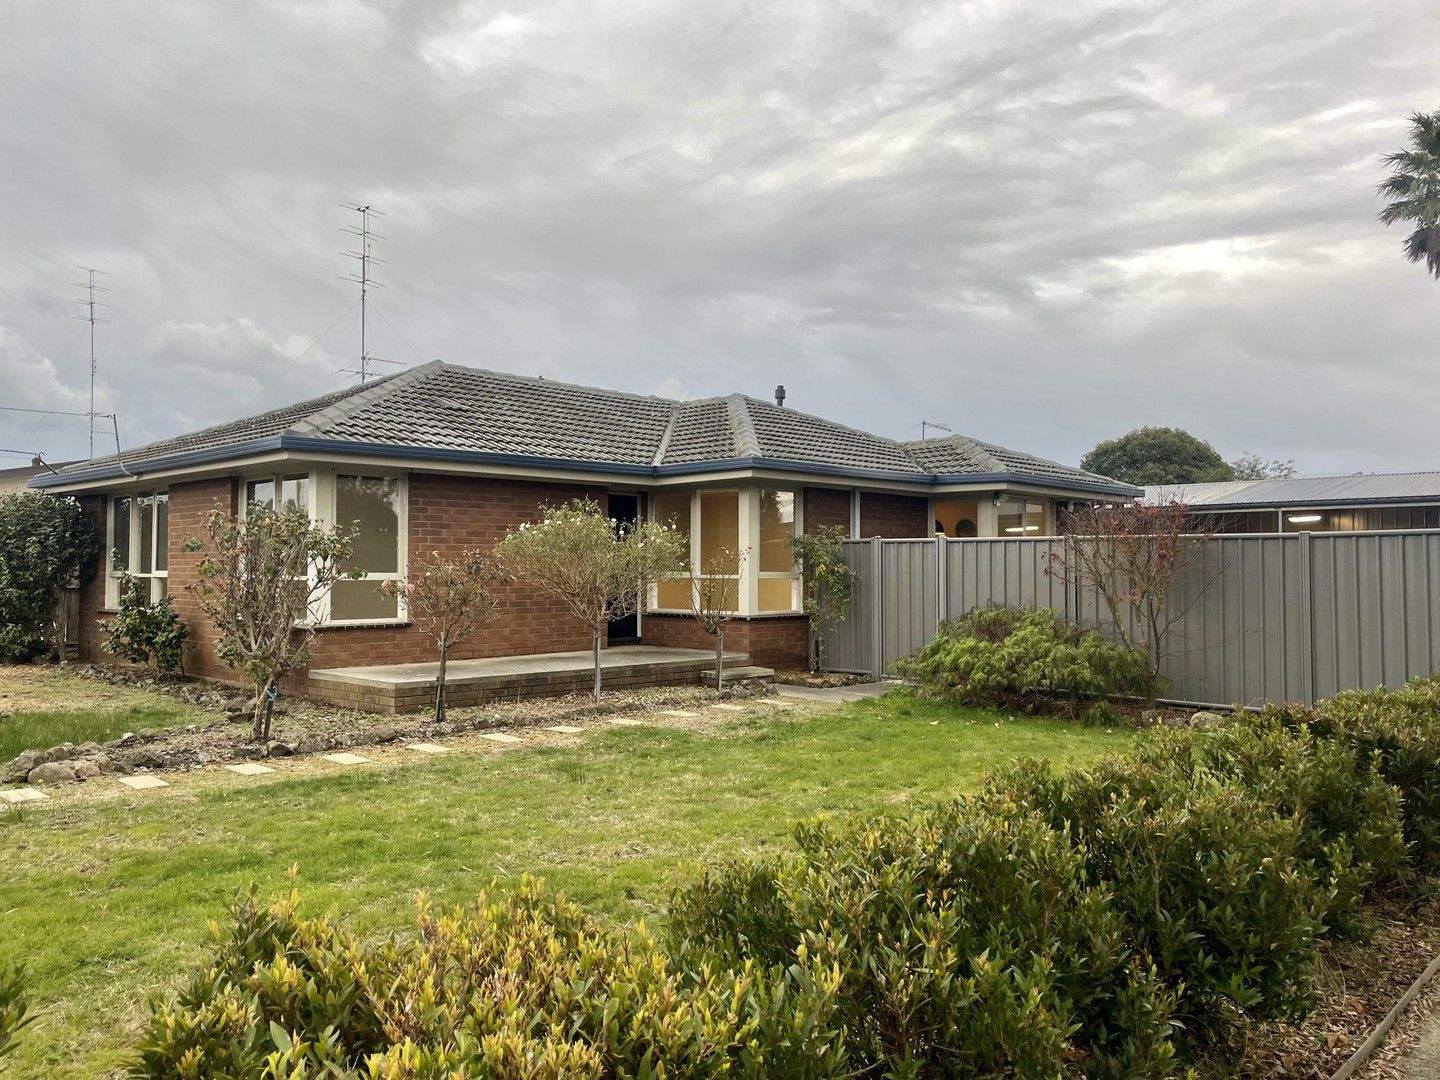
[1378,111,1440,279]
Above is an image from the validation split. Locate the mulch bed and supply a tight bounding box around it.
[1234,891,1440,1078]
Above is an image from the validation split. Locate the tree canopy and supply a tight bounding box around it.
[1378,110,1440,279]
[1079,427,1234,487]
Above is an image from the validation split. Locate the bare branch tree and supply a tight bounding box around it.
[379,548,507,723]
[494,499,689,699]
[687,547,746,691]
[184,503,359,744]
[1053,498,1219,687]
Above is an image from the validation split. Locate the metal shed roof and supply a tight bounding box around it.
[1145,472,1440,509]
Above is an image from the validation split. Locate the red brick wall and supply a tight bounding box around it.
[858,492,929,538]
[804,487,851,536]
[641,613,808,670]
[165,477,239,678]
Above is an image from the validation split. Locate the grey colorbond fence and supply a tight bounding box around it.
[820,530,1440,708]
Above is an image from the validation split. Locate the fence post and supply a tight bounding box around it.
[1297,531,1315,705]
[935,535,947,629]
[870,536,884,681]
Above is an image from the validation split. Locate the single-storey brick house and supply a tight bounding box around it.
[32,361,1135,691]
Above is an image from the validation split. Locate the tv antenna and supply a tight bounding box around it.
[71,266,109,458]
[920,420,952,440]
[339,203,400,383]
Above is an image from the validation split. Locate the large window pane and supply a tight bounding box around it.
[281,476,308,512]
[934,498,979,538]
[758,490,795,573]
[138,494,154,574]
[154,494,168,572]
[337,475,401,573]
[998,500,1045,535]
[653,492,691,539]
[699,491,739,572]
[246,479,275,511]
[656,578,694,610]
[758,577,795,612]
[112,497,131,572]
[329,580,399,621]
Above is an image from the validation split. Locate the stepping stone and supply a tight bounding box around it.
[478,732,523,745]
[606,718,646,727]
[226,763,276,776]
[752,699,794,707]
[658,710,698,718]
[0,787,48,804]
[545,725,584,734]
[709,703,747,712]
[322,752,371,765]
[116,775,169,790]
[405,742,452,754]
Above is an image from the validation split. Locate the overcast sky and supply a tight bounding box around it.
[1,0,1436,475]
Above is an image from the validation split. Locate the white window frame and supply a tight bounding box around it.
[106,491,169,607]
[649,485,803,616]
[238,468,409,627]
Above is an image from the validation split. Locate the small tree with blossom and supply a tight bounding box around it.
[688,547,746,691]
[494,499,688,700]
[379,548,507,723]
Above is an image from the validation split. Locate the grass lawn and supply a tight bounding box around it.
[0,692,1132,1078]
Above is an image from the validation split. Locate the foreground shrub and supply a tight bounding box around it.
[102,574,189,674]
[0,490,97,663]
[892,606,1157,717]
[1128,718,1406,937]
[134,876,848,1079]
[989,756,1327,1050]
[0,963,32,1065]
[1270,677,1440,873]
[670,803,1178,1078]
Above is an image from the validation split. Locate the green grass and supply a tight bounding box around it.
[0,693,1131,1078]
[0,704,196,762]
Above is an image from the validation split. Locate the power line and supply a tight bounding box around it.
[71,266,109,459]
[0,404,100,418]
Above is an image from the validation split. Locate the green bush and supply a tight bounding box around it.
[892,606,1157,716]
[0,963,33,1066]
[102,574,189,674]
[134,876,849,1079]
[1127,718,1406,937]
[670,803,1178,1078]
[989,755,1327,1048]
[0,491,97,662]
[1268,678,1440,873]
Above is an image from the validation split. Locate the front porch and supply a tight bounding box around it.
[308,645,753,714]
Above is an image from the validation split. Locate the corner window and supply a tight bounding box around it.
[331,474,403,622]
[997,499,1047,535]
[757,489,798,612]
[108,492,169,604]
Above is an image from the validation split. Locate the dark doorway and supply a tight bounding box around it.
[607,493,642,643]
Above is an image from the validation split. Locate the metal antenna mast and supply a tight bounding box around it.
[339,203,399,383]
[920,420,952,441]
[71,266,110,458]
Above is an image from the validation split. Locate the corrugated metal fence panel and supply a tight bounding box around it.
[881,540,939,670]
[821,530,1440,706]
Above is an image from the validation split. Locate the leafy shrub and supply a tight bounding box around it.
[989,755,1328,1049]
[102,574,188,674]
[892,606,1157,715]
[1268,678,1440,873]
[134,876,849,1079]
[0,491,98,662]
[1127,718,1406,937]
[0,963,32,1065]
[670,802,1178,1078]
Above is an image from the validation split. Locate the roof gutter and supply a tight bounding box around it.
[30,435,1141,500]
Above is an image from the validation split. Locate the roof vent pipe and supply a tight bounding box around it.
[774,384,786,408]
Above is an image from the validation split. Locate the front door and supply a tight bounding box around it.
[607,493,641,643]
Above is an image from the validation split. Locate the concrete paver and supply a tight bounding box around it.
[321,752,371,765]
[116,775,169,790]
[545,725,585,734]
[405,742,452,754]
[658,710,699,718]
[478,732,523,744]
[709,703,746,712]
[607,718,646,727]
[0,787,48,804]
[225,763,276,776]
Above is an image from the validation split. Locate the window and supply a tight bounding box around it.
[331,474,403,622]
[653,491,694,609]
[757,489,798,612]
[108,492,169,604]
[997,499,1047,535]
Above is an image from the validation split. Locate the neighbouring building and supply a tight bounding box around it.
[30,361,1135,690]
[1145,473,1440,534]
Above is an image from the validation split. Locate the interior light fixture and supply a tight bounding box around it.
[1003,525,1041,533]
[1287,513,1323,524]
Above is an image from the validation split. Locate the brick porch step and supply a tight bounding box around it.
[700,665,776,686]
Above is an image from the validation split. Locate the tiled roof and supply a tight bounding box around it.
[37,360,1136,496]
[1145,472,1440,509]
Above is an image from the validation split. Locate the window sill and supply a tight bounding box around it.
[647,609,804,619]
[319,619,412,630]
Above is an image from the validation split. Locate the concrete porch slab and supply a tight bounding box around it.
[308,645,749,715]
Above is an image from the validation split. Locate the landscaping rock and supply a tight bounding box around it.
[295,735,336,754]
[3,750,41,785]
[71,761,102,781]
[268,742,295,757]
[28,761,77,785]
[122,748,167,770]
[371,725,399,744]
[113,732,140,747]
[236,744,267,760]
[76,741,102,755]
[1191,710,1226,727]
[36,742,77,765]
